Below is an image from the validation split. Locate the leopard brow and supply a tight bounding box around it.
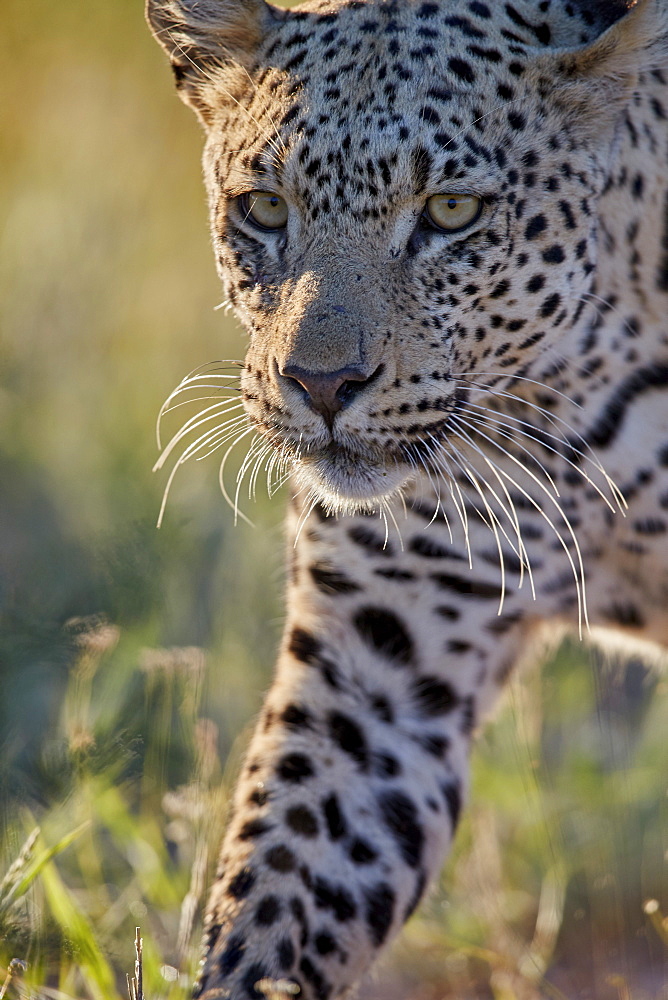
[223,171,282,198]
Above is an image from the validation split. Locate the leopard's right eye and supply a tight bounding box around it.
[239,191,289,231]
[423,193,482,233]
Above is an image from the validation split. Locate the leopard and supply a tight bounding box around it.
[146,0,668,996]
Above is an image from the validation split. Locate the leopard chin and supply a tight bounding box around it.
[292,445,411,514]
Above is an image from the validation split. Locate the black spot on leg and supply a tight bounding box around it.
[227,867,255,899]
[299,956,332,1000]
[441,780,462,828]
[313,877,357,921]
[286,804,320,838]
[370,694,395,723]
[265,844,297,872]
[349,838,378,864]
[238,818,273,841]
[418,733,450,758]
[243,963,270,999]
[277,753,315,783]
[364,882,396,946]
[255,895,282,926]
[314,931,337,956]
[290,896,310,946]
[322,793,348,840]
[657,191,668,290]
[460,695,476,735]
[404,868,428,921]
[328,711,370,769]
[218,933,245,976]
[411,675,459,716]
[353,607,414,664]
[378,791,424,868]
[277,937,295,970]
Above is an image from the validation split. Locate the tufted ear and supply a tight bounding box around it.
[146,0,281,124]
[535,0,668,135]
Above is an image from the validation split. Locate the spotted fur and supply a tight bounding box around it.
[147,0,668,996]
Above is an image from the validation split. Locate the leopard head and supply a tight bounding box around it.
[147,0,659,514]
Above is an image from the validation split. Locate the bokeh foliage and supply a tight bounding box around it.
[0,1,666,997]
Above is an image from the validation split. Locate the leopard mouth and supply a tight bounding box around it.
[292,440,412,511]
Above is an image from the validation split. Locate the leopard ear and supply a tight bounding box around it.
[534,0,668,134]
[146,0,282,123]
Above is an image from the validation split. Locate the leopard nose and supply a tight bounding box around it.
[280,364,382,427]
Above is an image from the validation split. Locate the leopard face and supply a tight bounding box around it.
[154,0,632,513]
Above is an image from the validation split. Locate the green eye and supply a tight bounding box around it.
[424,193,482,232]
[241,190,289,231]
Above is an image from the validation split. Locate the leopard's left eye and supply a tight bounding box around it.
[239,190,289,231]
[424,193,482,232]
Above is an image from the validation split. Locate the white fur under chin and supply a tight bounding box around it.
[292,456,412,515]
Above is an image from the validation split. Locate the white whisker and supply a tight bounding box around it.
[218,428,257,527]
[450,416,588,635]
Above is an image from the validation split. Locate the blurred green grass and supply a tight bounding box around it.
[0,1,666,997]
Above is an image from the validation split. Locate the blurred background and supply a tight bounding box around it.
[0,1,666,997]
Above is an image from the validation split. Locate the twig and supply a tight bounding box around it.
[127,927,144,1000]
